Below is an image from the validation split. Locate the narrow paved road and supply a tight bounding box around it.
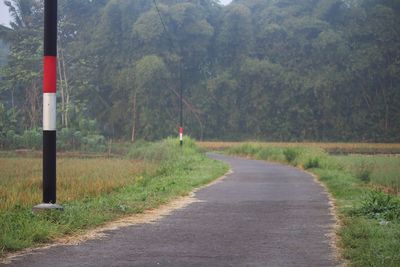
[4,154,338,267]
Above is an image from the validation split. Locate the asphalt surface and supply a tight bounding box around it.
[4,153,338,267]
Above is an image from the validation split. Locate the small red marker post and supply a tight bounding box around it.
[179,127,183,146]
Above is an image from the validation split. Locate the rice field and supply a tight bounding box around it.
[0,157,149,212]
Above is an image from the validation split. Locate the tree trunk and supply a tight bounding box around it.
[60,48,70,128]
[26,81,40,128]
[57,47,65,127]
[381,86,389,132]
[131,92,137,142]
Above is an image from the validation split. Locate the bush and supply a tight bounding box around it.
[283,148,300,164]
[21,129,42,150]
[4,130,19,148]
[58,128,74,150]
[304,157,321,169]
[354,160,373,182]
[255,147,285,161]
[228,143,261,156]
[82,134,106,152]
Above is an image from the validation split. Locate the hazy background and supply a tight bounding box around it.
[0,1,10,26]
[0,0,234,26]
[1,0,399,144]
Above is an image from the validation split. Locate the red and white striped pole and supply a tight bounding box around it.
[179,126,183,146]
[34,0,62,211]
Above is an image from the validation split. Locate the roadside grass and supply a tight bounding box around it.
[198,141,400,154]
[224,142,400,267]
[0,138,228,257]
[332,155,400,194]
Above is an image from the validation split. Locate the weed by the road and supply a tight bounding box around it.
[283,148,300,164]
[303,157,321,169]
[357,190,400,222]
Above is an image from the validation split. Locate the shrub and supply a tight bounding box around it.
[21,129,42,150]
[304,157,321,169]
[229,143,261,156]
[58,128,74,150]
[255,147,285,161]
[283,148,300,164]
[4,130,19,148]
[354,160,373,182]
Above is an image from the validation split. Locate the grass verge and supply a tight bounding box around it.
[198,141,400,154]
[0,138,228,257]
[225,143,400,267]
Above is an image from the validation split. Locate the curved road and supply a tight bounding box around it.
[4,154,338,267]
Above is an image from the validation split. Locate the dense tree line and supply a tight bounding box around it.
[0,0,399,146]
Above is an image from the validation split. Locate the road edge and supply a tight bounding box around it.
[215,152,345,267]
[1,169,233,265]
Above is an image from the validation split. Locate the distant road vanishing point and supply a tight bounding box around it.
[4,153,339,267]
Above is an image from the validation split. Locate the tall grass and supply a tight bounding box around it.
[333,155,400,194]
[227,143,330,168]
[0,158,148,212]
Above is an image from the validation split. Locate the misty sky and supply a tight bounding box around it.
[0,1,10,26]
[0,0,233,26]
[220,0,233,4]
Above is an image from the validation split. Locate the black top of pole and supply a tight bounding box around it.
[44,0,57,56]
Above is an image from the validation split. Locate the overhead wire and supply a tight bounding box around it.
[152,0,179,53]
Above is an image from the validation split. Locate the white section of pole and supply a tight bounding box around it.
[43,93,57,131]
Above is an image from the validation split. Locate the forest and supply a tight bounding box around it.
[0,0,399,148]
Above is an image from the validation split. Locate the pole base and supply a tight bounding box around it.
[32,203,63,213]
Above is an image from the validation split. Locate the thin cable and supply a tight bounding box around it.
[152,0,178,52]
[152,0,184,146]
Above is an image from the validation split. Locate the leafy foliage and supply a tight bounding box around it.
[0,0,399,143]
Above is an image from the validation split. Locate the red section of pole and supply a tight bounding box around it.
[43,56,57,93]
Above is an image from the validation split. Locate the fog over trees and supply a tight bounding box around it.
[0,0,399,145]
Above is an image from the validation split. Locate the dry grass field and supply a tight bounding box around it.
[0,157,150,212]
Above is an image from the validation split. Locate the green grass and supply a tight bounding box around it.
[226,143,400,267]
[0,138,228,257]
[332,155,400,194]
